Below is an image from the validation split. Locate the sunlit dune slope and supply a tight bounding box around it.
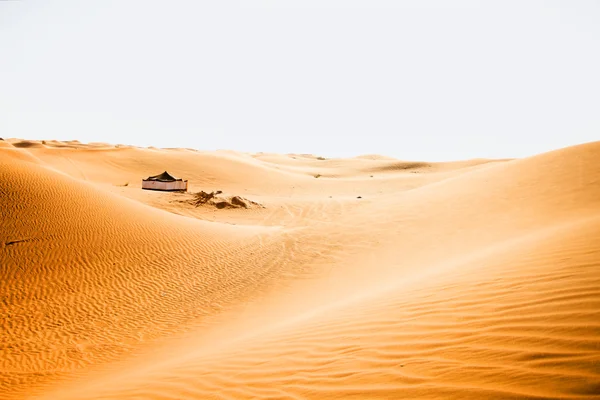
[10,140,502,198]
[60,214,600,400]
[1,140,599,400]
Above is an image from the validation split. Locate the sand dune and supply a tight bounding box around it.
[1,140,599,399]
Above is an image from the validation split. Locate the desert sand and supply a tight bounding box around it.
[1,138,599,399]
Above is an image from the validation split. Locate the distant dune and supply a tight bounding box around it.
[1,140,599,399]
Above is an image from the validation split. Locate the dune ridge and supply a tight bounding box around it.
[1,140,599,399]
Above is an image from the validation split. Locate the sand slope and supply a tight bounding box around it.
[1,140,599,399]
[0,149,286,396]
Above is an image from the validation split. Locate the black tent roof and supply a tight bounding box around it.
[143,171,183,182]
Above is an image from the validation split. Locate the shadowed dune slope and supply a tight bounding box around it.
[1,141,599,399]
[0,151,293,397]
[9,140,45,149]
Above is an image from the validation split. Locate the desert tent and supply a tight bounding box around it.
[142,171,188,191]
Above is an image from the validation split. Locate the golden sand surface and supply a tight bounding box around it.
[1,138,599,399]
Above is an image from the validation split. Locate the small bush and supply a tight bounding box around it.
[314,174,322,178]
[193,190,219,205]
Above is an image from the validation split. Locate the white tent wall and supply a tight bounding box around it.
[141,180,188,191]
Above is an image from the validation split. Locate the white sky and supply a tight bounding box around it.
[1,0,599,160]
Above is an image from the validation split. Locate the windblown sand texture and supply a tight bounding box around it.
[1,138,599,399]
